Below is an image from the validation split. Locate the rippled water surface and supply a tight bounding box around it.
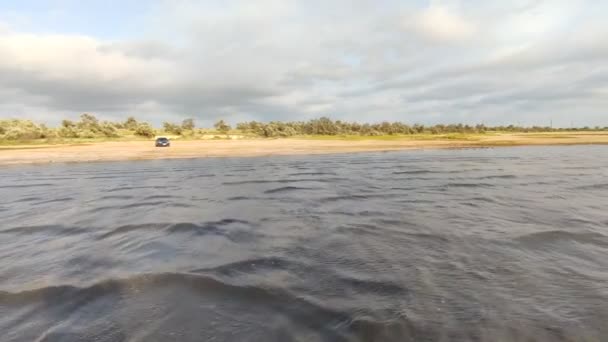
[1,146,608,341]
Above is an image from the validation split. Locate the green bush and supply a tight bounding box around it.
[182,118,195,130]
[135,123,155,137]
[163,122,183,135]
[214,120,231,134]
[0,119,50,140]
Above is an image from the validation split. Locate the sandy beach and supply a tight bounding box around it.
[1,132,607,166]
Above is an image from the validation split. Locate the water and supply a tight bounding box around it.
[1,145,607,342]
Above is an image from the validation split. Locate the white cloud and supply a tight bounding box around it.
[407,5,476,42]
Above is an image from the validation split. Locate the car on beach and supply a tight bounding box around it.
[155,137,170,147]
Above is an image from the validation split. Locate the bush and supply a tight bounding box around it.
[135,123,155,137]
[214,120,231,134]
[124,117,138,130]
[181,118,195,130]
[0,119,49,140]
[163,122,183,135]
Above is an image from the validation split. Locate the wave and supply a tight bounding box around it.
[191,256,301,276]
[0,272,357,338]
[142,195,179,200]
[320,194,396,203]
[0,225,88,236]
[105,185,169,193]
[14,196,43,203]
[263,186,320,194]
[288,172,337,176]
[223,177,347,186]
[478,174,517,180]
[515,230,608,246]
[0,272,282,306]
[35,197,74,204]
[573,183,608,191]
[92,201,194,211]
[226,196,257,201]
[0,183,54,189]
[392,170,433,175]
[99,195,134,200]
[98,220,254,241]
[443,182,496,188]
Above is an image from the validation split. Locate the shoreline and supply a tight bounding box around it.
[1,133,608,166]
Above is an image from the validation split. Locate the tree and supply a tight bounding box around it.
[135,123,155,137]
[214,120,231,134]
[61,119,75,128]
[163,122,183,135]
[181,118,195,130]
[124,116,138,130]
[78,113,99,130]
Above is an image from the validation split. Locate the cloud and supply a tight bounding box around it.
[0,0,607,127]
[406,4,476,42]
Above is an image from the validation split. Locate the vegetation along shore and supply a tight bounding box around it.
[1,114,607,165]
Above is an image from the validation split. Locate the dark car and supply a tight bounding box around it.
[155,137,170,147]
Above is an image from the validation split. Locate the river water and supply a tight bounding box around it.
[1,145,607,341]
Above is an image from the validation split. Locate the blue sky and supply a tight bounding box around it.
[0,0,152,38]
[0,0,606,127]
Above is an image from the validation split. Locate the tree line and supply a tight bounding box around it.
[0,114,606,141]
[238,117,606,137]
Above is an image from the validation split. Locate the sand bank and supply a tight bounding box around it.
[1,133,607,165]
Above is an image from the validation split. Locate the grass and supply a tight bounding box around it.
[292,133,487,141]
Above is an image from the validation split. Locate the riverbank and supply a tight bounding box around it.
[1,132,607,165]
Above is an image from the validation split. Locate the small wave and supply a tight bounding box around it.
[320,194,394,203]
[86,175,124,180]
[478,174,517,180]
[231,168,256,172]
[573,183,608,191]
[185,174,215,179]
[97,223,167,239]
[143,194,179,200]
[99,195,133,200]
[288,172,337,176]
[264,186,319,194]
[468,196,498,203]
[444,182,495,188]
[117,201,168,209]
[191,256,299,276]
[105,185,168,193]
[167,219,251,234]
[223,177,347,186]
[93,201,194,211]
[515,230,608,246]
[98,220,254,241]
[392,170,433,175]
[15,196,43,203]
[35,197,74,204]
[226,196,256,201]
[0,225,88,236]
[329,210,386,218]
[0,183,54,189]
[339,277,407,296]
[26,176,76,181]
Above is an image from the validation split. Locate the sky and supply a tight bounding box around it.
[0,0,606,127]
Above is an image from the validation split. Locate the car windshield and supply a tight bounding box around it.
[157,138,168,142]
